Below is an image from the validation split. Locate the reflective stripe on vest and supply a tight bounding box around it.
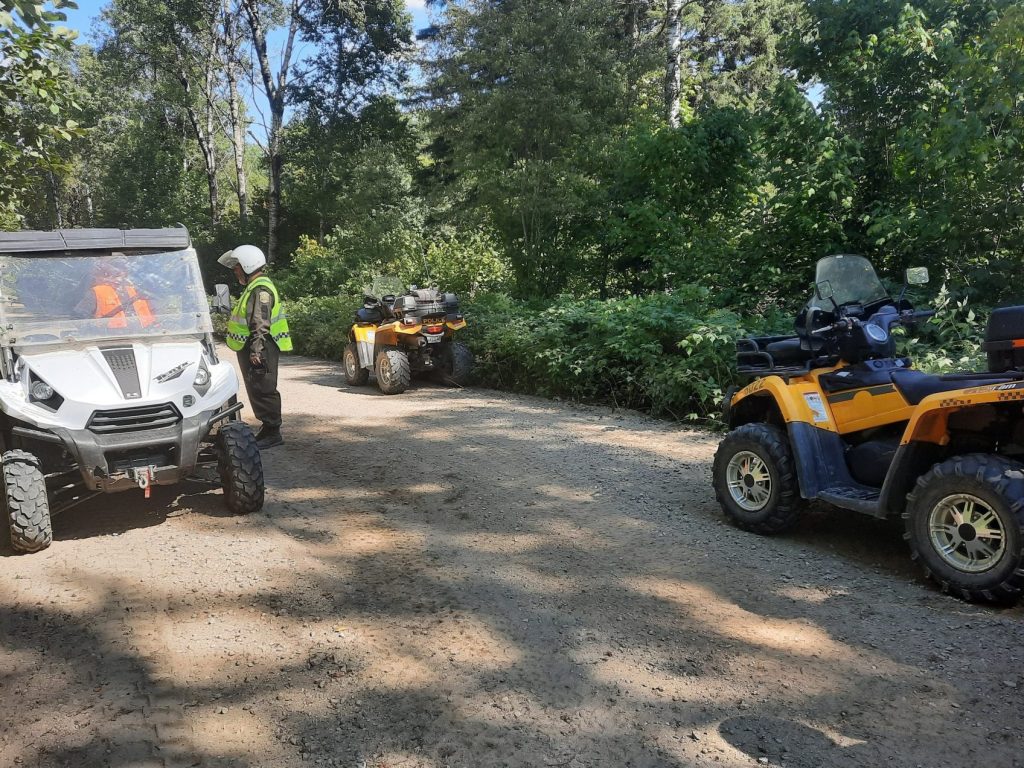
[225,276,293,352]
[94,284,155,329]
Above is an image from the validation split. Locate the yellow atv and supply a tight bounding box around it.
[343,279,472,395]
[714,254,1024,602]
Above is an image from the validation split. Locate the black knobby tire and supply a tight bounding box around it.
[434,341,474,386]
[4,449,52,554]
[903,454,1024,603]
[375,346,411,395]
[712,423,804,534]
[217,422,265,515]
[343,342,369,386]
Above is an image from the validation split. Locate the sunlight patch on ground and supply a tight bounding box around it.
[629,576,856,660]
[587,654,750,704]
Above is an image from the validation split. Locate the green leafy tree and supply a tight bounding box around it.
[0,0,82,225]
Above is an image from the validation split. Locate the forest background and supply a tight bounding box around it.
[3,0,1023,419]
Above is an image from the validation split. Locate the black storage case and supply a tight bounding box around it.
[983,305,1024,371]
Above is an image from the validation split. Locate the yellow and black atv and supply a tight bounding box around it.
[343,279,473,395]
[714,254,1024,602]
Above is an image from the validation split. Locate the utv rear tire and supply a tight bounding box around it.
[3,450,52,553]
[375,346,410,395]
[434,342,474,386]
[904,454,1024,603]
[217,422,265,515]
[713,423,804,534]
[343,342,369,386]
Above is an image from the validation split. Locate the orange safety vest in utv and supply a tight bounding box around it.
[93,283,155,329]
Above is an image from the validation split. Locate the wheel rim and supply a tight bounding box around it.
[726,450,772,511]
[345,350,358,377]
[379,357,392,385]
[928,493,1006,573]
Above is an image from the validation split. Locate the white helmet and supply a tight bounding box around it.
[218,244,266,275]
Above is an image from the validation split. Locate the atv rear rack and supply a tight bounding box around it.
[735,336,828,378]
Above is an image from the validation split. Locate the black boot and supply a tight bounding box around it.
[256,426,284,449]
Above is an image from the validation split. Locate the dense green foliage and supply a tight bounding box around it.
[7,0,1023,418]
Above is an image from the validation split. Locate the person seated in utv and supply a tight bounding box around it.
[75,256,155,330]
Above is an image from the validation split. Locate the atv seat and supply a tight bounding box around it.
[889,369,1022,405]
[764,337,808,366]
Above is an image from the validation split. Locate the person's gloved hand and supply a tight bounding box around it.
[250,352,267,377]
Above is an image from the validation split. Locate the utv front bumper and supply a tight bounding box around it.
[39,405,232,492]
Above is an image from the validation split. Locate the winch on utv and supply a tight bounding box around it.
[344,278,474,395]
[714,254,1024,602]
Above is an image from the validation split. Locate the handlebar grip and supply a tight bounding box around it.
[914,309,936,319]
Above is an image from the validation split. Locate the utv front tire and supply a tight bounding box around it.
[713,423,804,534]
[904,454,1024,603]
[343,342,369,386]
[4,450,52,553]
[217,422,265,515]
[434,342,474,386]
[375,346,410,395]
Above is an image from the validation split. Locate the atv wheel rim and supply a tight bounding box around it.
[379,358,392,385]
[726,451,772,512]
[928,493,1006,573]
[345,351,358,377]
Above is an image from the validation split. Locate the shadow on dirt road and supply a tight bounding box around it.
[1,355,1022,768]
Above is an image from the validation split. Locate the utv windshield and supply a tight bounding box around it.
[812,254,889,308]
[0,249,213,347]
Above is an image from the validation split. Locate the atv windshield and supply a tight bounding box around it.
[365,275,406,299]
[812,254,889,309]
[0,249,213,347]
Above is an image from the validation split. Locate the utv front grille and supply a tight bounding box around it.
[87,403,182,435]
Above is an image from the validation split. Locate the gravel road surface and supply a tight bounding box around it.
[2,351,1023,768]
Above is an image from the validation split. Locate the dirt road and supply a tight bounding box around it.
[2,351,1023,768]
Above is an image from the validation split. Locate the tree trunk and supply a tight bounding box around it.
[240,0,302,264]
[267,122,282,264]
[665,0,682,127]
[224,5,248,225]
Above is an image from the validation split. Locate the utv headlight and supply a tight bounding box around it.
[28,375,63,411]
[193,359,212,396]
[30,381,54,401]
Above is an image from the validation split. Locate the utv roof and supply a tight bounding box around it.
[0,227,191,254]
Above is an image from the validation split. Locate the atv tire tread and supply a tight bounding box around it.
[4,449,52,553]
[712,422,804,535]
[217,422,265,515]
[904,453,1024,603]
[343,342,369,386]
[435,341,474,386]
[375,346,411,395]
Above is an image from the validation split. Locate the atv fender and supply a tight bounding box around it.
[727,376,837,432]
[351,324,377,368]
[729,377,870,509]
[876,382,1024,516]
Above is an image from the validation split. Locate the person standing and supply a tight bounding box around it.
[218,245,292,449]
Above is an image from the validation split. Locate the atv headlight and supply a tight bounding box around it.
[30,381,54,401]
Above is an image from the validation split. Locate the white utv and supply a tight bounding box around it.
[0,227,264,554]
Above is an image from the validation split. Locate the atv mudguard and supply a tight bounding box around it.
[349,321,423,369]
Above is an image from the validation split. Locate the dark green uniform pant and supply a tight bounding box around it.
[237,340,282,430]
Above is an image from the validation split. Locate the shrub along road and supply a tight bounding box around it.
[1,352,1023,768]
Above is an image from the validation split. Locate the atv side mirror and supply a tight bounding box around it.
[212,283,232,315]
[815,280,834,301]
[905,267,929,285]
